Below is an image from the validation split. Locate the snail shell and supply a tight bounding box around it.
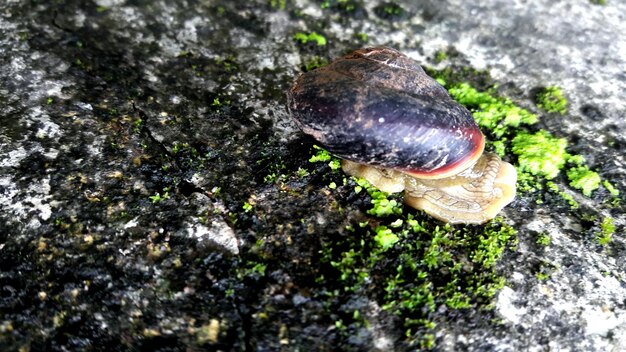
[287,47,516,224]
[288,47,484,179]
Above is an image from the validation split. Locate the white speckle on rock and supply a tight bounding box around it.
[511,271,525,283]
[181,219,239,255]
[582,306,621,337]
[124,217,140,229]
[0,147,28,167]
[298,2,323,17]
[496,286,527,325]
[94,0,125,6]
[75,102,93,111]
[29,107,61,139]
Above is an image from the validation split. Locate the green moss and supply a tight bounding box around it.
[269,0,286,9]
[373,226,400,250]
[293,31,327,46]
[536,272,550,281]
[369,197,400,217]
[445,292,472,309]
[354,32,368,42]
[263,173,278,183]
[448,83,537,138]
[448,83,497,107]
[303,56,327,72]
[536,233,551,246]
[445,81,610,201]
[375,2,404,17]
[471,220,517,268]
[318,175,517,346]
[149,191,170,203]
[323,0,359,12]
[535,261,558,281]
[296,167,309,178]
[434,50,448,64]
[492,140,506,157]
[589,0,606,5]
[546,181,579,209]
[567,154,586,165]
[596,217,615,246]
[567,166,601,197]
[511,131,568,179]
[353,177,402,217]
[602,180,620,197]
[535,86,568,114]
[309,145,332,163]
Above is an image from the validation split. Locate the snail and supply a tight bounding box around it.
[287,47,516,224]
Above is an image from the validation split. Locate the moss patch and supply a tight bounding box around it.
[602,180,620,197]
[317,173,517,348]
[373,2,406,20]
[567,166,601,197]
[293,31,327,46]
[596,216,615,246]
[534,86,568,114]
[302,56,328,72]
[511,131,568,179]
[448,83,537,138]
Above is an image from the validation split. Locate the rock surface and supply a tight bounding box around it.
[1,0,624,351]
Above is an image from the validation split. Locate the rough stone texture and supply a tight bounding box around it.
[1,0,624,351]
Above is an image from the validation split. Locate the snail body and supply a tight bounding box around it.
[287,47,516,224]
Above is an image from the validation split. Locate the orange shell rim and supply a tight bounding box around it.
[401,132,486,180]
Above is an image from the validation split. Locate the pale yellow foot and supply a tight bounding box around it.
[341,153,517,225]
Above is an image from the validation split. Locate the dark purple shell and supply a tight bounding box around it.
[287,47,485,178]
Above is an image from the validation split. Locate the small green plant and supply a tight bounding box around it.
[269,0,286,10]
[296,167,310,178]
[536,272,550,281]
[354,32,368,42]
[303,56,327,71]
[536,233,551,246]
[353,177,402,217]
[448,83,537,138]
[596,216,615,246]
[293,32,327,46]
[309,145,332,163]
[133,118,143,133]
[602,180,619,197]
[567,166,601,197]
[546,181,579,209]
[434,50,448,64]
[511,131,568,179]
[535,86,567,114]
[382,3,403,16]
[373,226,399,250]
[264,173,278,183]
[149,191,170,203]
